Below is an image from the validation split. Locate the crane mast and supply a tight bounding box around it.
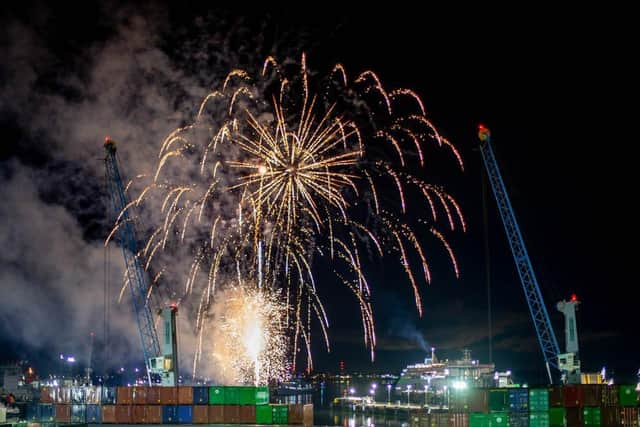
[477,125,561,383]
[104,138,161,384]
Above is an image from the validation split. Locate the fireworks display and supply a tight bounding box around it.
[109,54,465,383]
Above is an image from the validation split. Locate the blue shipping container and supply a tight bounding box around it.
[101,386,116,404]
[26,404,38,421]
[509,389,529,412]
[38,403,55,421]
[193,387,209,404]
[509,411,529,427]
[71,404,86,422]
[162,405,178,424]
[86,404,102,423]
[178,405,193,423]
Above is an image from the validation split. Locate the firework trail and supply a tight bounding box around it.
[109,54,465,379]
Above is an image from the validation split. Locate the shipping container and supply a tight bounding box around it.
[549,387,564,407]
[192,405,208,424]
[101,405,116,423]
[209,386,226,405]
[133,386,148,405]
[582,386,602,407]
[160,387,178,405]
[256,386,270,405]
[115,405,132,424]
[288,404,304,424]
[225,386,242,405]
[239,405,256,424]
[85,386,102,404]
[601,386,619,407]
[509,411,529,427]
[449,412,469,427]
[450,389,470,412]
[489,390,509,412]
[549,407,566,427]
[303,404,313,425]
[566,407,583,426]
[239,386,256,405]
[469,389,489,413]
[101,387,116,404]
[25,404,38,421]
[530,389,550,412]
[39,388,53,404]
[146,386,161,405]
[70,404,85,422]
[37,404,54,422]
[54,404,70,422]
[178,386,193,404]
[208,405,224,423]
[224,404,241,423]
[116,386,133,405]
[529,411,550,427]
[469,412,490,427]
[490,412,509,426]
[582,407,601,426]
[132,405,146,424]
[620,385,639,407]
[192,387,209,404]
[162,405,177,424]
[563,385,583,408]
[620,407,639,426]
[86,404,101,423]
[256,404,273,424]
[54,387,71,404]
[176,405,192,423]
[272,404,289,424]
[509,389,529,412]
[430,412,450,427]
[600,407,619,427]
[145,405,162,424]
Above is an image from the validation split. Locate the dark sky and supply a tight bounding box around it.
[1,2,636,384]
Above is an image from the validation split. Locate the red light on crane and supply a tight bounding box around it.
[570,293,578,302]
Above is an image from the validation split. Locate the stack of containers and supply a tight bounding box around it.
[529,388,550,427]
[207,385,270,424]
[509,387,529,427]
[619,385,639,426]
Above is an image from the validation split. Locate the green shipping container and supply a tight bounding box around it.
[583,407,601,426]
[619,385,639,407]
[271,404,288,424]
[469,412,490,427]
[549,407,566,427]
[530,411,551,427]
[490,412,509,426]
[239,386,256,405]
[256,405,273,424]
[488,389,509,412]
[224,386,242,404]
[208,386,225,405]
[255,386,269,405]
[530,388,550,411]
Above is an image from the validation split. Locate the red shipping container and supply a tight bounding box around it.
[208,405,224,423]
[289,404,304,424]
[239,405,256,424]
[566,407,583,426]
[40,388,53,403]
[117,386,133,404]
[146,387,161,404]
[145,405,162,424]
[223,405,241,423]
[159,386,178,404]
[132,405,146,423]
[178,386,193,404]
[563,385,583,407]
[192,405,208,423]
[549,386,564,407]
[601,407,621,426]
[102,405,117,423]
[582,385,602,407]
[469,389,488,412]
[54,404,70,422]
[115,405,132,423]
[449,412,469,427]
[621,407,639,426]
[133,386,148,405]
[303,404,314,426]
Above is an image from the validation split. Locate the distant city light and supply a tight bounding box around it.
[66,356,76,363]
[452,380,467,390]
[349,388,355,395]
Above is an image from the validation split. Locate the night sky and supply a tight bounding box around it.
[1,2,637,384]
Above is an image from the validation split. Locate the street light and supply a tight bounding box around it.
[407,385,412,406]
[386,384,391,404]
[424,385,428,406]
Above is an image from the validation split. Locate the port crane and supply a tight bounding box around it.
[477,125,581,384]
[104,137,178,386]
